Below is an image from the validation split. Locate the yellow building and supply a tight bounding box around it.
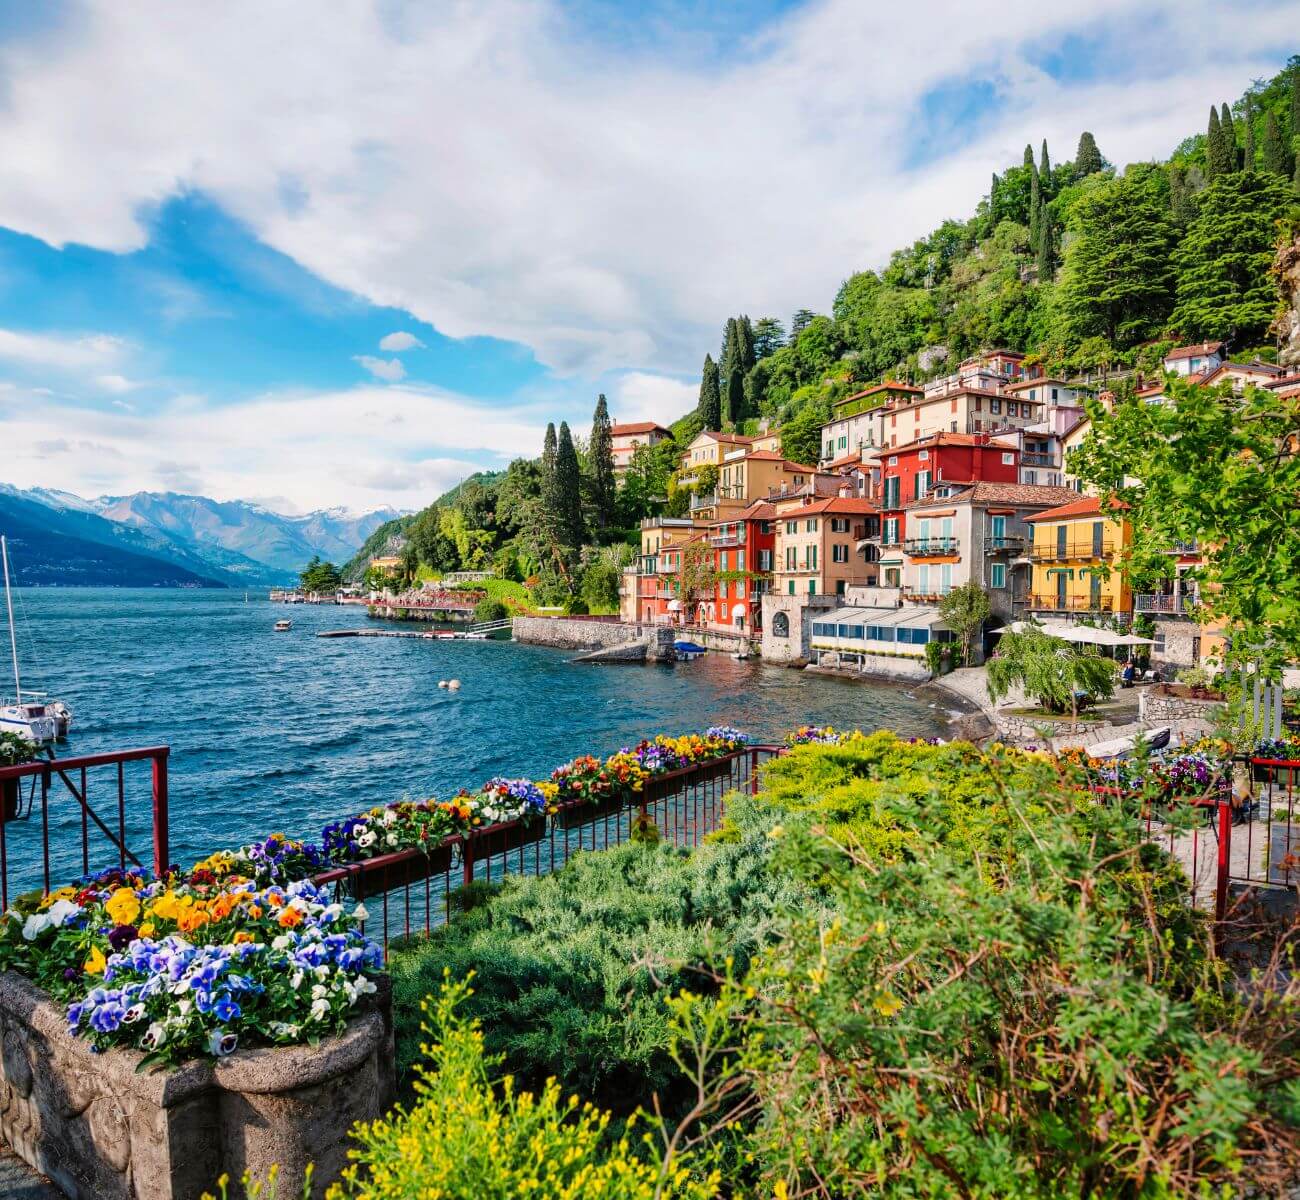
[1024,495,1131,618]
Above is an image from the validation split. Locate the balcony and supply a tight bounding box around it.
[689,492,717,511]
[904,536,958,556]
[709,528,746,548]
[903,589,952,603]
[1028,594,1115,613]
[985,535,1025,554]
[1134,592,1196,615]
[1021,451,1057,468]
[1030,540,1115,562]
[1163,540,1200,555]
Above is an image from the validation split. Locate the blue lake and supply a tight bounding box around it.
[3,590,950,889]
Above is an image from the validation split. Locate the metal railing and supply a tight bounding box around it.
[904,536,958,555]
[1020,452,1057,468]
[1028,594,1115,612]
[0,747,170,908]
[311,746,786,955]
[1134,593,1195,615]
[1029,540,1115,562]
[985,535,1025,553]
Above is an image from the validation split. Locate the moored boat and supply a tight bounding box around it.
[274,619,293,632]
[2,536,69,746]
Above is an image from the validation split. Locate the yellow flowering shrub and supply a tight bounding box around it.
[328,975,719,1200]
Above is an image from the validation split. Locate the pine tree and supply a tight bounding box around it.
[588,394,616,530]
[1074,131,1103,178]
[1029,158,1041,247]
[1039,139,1052,195]
[1220,103,1238,171]
[1205,106,1225,180]
[752,317,786,359]
[1169,165,1197,227]
[553,421,586,548]
[790,308,816,337]
[724,368,745,428]
[1243,93,1256,172]
[1262,111,1291,178]
[697,354,721,431]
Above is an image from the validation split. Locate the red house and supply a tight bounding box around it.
[873,433,1019,587]
[695,500,776,634]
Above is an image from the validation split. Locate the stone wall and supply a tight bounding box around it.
[1139,688,1226,724]
[0,972,395,1200]
[760,593,839,664]
[1151,620,1200,671]
[512,616,640,651]
[992,710,1095,744]
[807,654,931,683]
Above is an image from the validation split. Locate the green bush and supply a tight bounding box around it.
[327,976,719,1200]
[471,597,508,623]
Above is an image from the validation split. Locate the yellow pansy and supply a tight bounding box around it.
[83,945,107,975]
[104,888,141,928]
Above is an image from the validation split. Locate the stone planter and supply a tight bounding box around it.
[0,970,395,1200]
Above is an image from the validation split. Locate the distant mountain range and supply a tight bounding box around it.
[0,485,404,587]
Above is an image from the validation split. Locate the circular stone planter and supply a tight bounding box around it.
[0,970,394,1200]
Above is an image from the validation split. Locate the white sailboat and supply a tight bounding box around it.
[0,535,66,744]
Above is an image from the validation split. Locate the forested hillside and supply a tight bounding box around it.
[346,58,1300,609]
[675,57,1300,462]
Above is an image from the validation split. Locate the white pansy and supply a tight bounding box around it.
[353,904,369,921]
[21,913,51,941]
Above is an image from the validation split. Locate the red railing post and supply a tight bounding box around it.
[1214,799,1231,929]
[151,749,170,878]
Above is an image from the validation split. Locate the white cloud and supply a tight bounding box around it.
[378,331,425,352]
[352,355,406,382]
[0,1,1288,380]
[0,328,126,370]
[610,372,696,426]
[95,373,137,393]
[0,381,541,510]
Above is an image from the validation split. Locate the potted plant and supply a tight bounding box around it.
[0,732,35,821]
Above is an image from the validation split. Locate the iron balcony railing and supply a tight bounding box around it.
[1021,451,1057,468]
[986,534,1025,553]
[1164,540,1200,555]
[904,536,958,555]
[709,529,746,547]
[1028,594,1115,612]
[689,493,717,511]
[1134,593,1196,614]
[1030,539,1115,562]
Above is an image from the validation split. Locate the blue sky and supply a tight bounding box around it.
[0,0,1292,512]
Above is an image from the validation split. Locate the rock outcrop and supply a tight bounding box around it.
[1274,222,1300,369]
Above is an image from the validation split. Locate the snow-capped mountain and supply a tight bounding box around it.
[1,485,404,585]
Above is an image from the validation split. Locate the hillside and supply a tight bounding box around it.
[0,492,225,587]
[674,56,1300,449]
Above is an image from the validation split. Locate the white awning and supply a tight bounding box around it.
[993,620,1154,647]
[666,600,682,611]
[731,603,747,617]
[816,604,949,631]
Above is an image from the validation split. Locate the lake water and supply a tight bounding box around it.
[3,589,949,888]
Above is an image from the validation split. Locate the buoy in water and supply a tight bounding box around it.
[448,679,461,690]
[437,680,448,688]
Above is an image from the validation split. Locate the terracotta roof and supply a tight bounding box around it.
[908,481,1082,511]
[835,381,923,406]
[743,450,815,471]
[1199,362,1285,386]
[730,499,777,521]
[826,451,866,470]
[1163,341,1224,363]
[772,495,878,516]
[1023,494,1128,522]
[871,431,1018,456]
[610,421,670,437]
[1003,376,1079,392]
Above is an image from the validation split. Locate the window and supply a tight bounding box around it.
[808,545,818,570]
[883,476,900,509]
[805,518,817,533]
[758,549,772,570]
[1002,452,1015,465]
[785,521,797,534]
[1092,521,1104,557]
[808,579,816,593]
[1051,387,1059,401]
[950,421,958,432]
[824,441,834,457]
[918,564,929,593]
[975,398,982,412]
[772,611,790,637]
[1025,470,1037,484]
[884,517,900,544]
[830,517,849,533]
[785,546,796,570]
[833,543,848,563]
[838,435,848,450]
[787,580,795,595]
[915,470,931,499]
[991,562,1006,588]
[991,515,1006,543]
[887,455,898,466]
[737,550,745,571]
[918,449,929,461]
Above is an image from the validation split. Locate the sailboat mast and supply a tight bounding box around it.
[1,536,19,703]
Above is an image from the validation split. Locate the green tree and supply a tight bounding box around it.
[790,308,816,337]
[1039,138,1052,194]
[1036,208,1056,280]
[1243,92,1256,171]
[677,539,716,617]
[1170,170,1297,343]
[938,581,991,667]
[753,316,786,359]
[1029,157,1041,247]
[724,367,745,428]
[588,393,616,531]
[1057,166,1177,346]
[697,354,721,431]
[720,316,739,378]
[780,395,830,466]
[1220,101,1238,171]
[987,625,1116,717]
[1206,105,1232,180]
[1070,376,1300,673]
[737,314,756,374]
[1074,130,1103,178]
[299,555,342,594]
[1262,110,1292,178]
[553,421,586,548]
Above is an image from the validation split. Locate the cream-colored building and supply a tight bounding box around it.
[771,495,879,597]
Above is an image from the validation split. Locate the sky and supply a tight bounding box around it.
[0,0,1293,514]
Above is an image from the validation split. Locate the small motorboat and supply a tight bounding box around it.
[274,620,292,632]
[673,640,707,660]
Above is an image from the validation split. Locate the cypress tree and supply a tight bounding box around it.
[1039,139,1052,195]
[720,317,739,378]
[737,315,756,373]
[1023,143,1034,168]
[1220,102,1238,171]
[1029,158,1041,246]
[1242,94,1256,172]
[1074,131,1102,178]
[698,354,721,431]
[1205,106,1225,180]
[1037,210,1055,281]
[724,368,745,429]
[1262,111,1291,178]
[553,421,586,548]
[589,393,616,530]
[1292,66,1300,143]
[541,422,559,541]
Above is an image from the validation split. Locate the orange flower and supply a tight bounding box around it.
[264,893,284,910]
[177,908,210,934]
[233,931,254,943]
[277,907,304,928]
[211,894,238,921]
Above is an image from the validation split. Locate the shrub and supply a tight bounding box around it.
[327,976,719,1200]
[471,597,508,623]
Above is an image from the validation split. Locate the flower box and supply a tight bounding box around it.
[644,755,739,803]
[324,841,458,900]
[2,778,18,822]
[0,970,395,1200]
[554,792,627,830]
[466,817,546,860]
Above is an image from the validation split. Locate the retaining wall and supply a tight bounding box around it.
[1139,689,1226,724]
[512,616,640,650]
